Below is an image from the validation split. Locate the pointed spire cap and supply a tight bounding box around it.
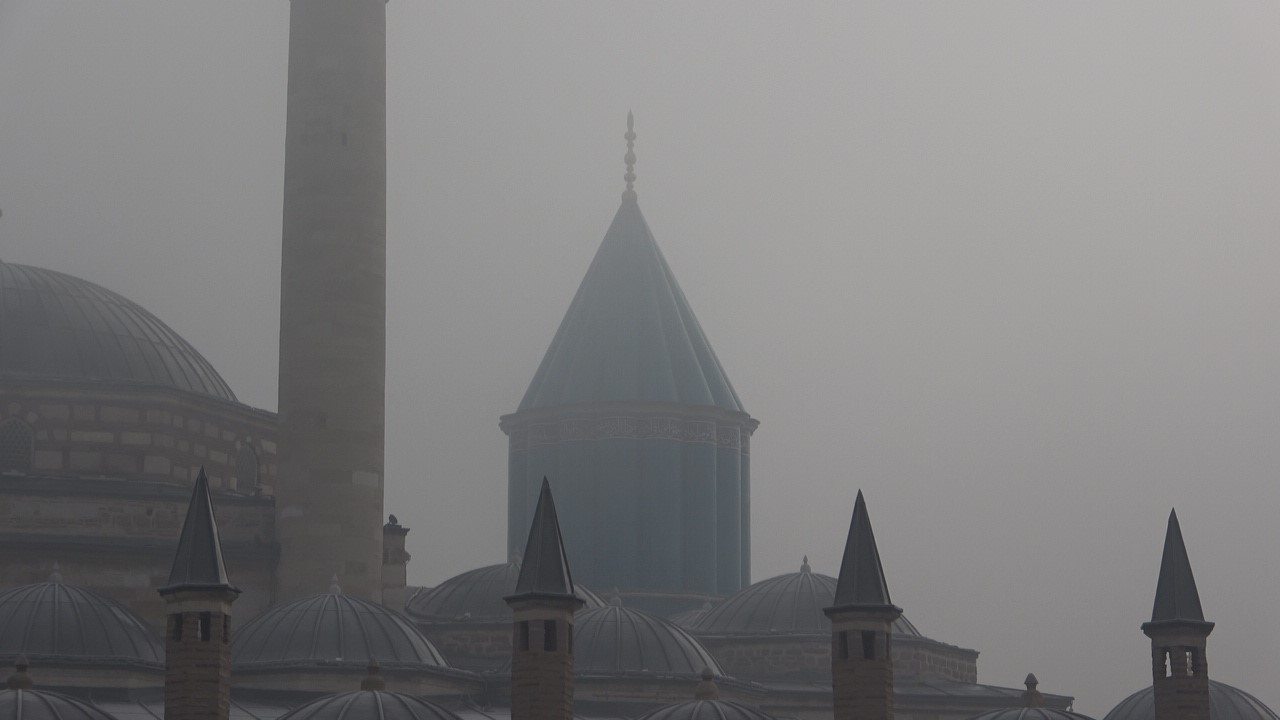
[160,468,238,595]
[1143,509,1213,633]
[826,490,900,614]
[506,478,583,606]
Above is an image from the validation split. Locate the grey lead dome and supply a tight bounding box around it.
[637,700,780,720]
[1103,681,1279,720]
[574,606,723,677]
[0,689,122,720]
[0,581,162,666]
[406,560,604,623]
[276,692,463,720]
[0,261,236,402]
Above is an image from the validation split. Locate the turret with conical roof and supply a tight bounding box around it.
[824,491,902,720]
[506,479,584,720]
[1142,510,1213,720]
[159,468,239,720]
[502,115,758,611]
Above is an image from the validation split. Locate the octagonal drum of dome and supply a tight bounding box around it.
[232,589,447,670]
[0,579,162,668]
[1103,681,1278,720]
[574,606,723,678]
[277,691,464,720]
[0,261,236,402]
[688,563,920,637]
[406,560,603,623]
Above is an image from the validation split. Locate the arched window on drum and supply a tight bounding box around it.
[0,419,34,473]
[235,444,259,492]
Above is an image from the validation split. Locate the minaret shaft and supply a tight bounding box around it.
[276,0,387,602]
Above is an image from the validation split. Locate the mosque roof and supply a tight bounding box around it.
[0,574,162,667]
[275,691,463,720]
[0,688,122,720]
[1103,681,1279,720]
[688,560,920,637]
[517,117,745,414]
[406,562,603,623]
[232,583,448,670]
[635,700,778,720]
[574,605,723,678]
[0,260,236,402]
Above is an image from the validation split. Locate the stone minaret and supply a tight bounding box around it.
[159,469,240,720]
[824,490,902,720]
[1142,510,1213,720]
[276,0,387,602]
[505,478,585,720]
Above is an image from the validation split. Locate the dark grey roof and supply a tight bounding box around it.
[161,468,234,594]
[517,192,744,413]
[509,479,576,600]
[574,606,723,677]
[276,692,463,720]
[0,581,162,666]
[831,490,894,609]
[1149,510,1205,624]
[0,689,122,720]
[96,698,288,720]
[636,700,778,720]
[0,261,236,402]
[232,590,447,669]
[406,560,603,623]
[689,565,920,637]
[965,708,1097,720]
[1104,681,1278,720]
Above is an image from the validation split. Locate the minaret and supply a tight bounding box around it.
[159,468,240,720]
[824,491,902,720]
[276,0,387,602]
[505,478,585,720]
[1142,510,1213,720]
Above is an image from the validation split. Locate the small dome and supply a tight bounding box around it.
[689,569,920,637]
[0,261,236,402]
[232,590,447,669]
[0,689,121,720]
[406,560,603,622]
[637,700,779,720]
[1104,681,1278,720]
[277,691,462,720]
[575,606,723,677]
[670,601,715,629]
[0,581,162,666]
[967,709,1096,720]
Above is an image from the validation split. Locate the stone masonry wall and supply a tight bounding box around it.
[698,634,978,684]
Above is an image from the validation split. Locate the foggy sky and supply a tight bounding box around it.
[1,1,1278,714]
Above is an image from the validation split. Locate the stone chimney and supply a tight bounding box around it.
[505,478,585,720]
[1142,510,1213,720]
[824,490,902,720]
[159,468,240,720]
[382,515,411,612]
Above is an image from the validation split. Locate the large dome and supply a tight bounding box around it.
[1104,681,1278,720]
[278,691,462,720]
[637,700,779,720]
[0,261,236,402]
[968,708,1096,720]
[406,560,604,622]
[575,605,723,678]
[689,564,920,637]
[0,689,121,720]
[0,579,162,666]
[232,588,447,669]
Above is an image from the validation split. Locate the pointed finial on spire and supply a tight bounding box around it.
[47,562,62,584]
[622,111,638,202]
[694,667,720,701]
[1022,673,1043,708]
[801,555,811,573]
[329,574,343,595]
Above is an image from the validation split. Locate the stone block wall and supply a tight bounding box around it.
[0,381,277,492]
[418,623,512,670]
[697,634,978,684]
[891,636,978,684]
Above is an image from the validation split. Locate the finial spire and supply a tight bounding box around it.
[329,574,343,595]
[801,555,811,573]
[623,111,637,202]
[47,562,62,584]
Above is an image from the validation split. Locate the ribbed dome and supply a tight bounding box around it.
[406,560,603,622]
[232,589,447,669]
[575,606,723,677]
[1104,681,1278,720]
[277,692,462,720]
[689,566,920,637]
[968,708,1097,720]
[637,700,779,720]
[0,689,121,720]
[518,198,744,413]
[0,261,235,402]
[0,580,162,666]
